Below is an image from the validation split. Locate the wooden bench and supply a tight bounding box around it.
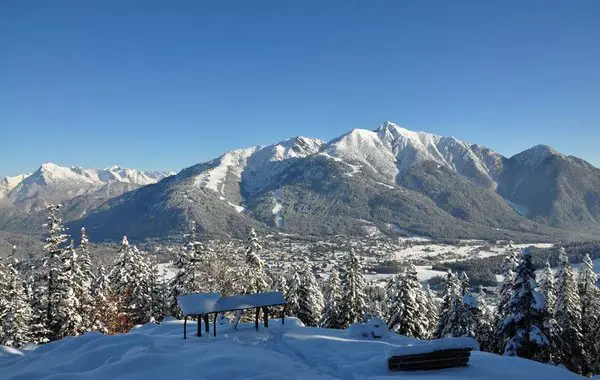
[387,337,477,371]
[177,291,287,339]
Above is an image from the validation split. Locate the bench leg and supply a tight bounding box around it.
[282,305,285,325]
[213,313,217,337]
[184,316,187,340]
[204,314,209,333]
[197,315,201,337]
[263,307,269,328]
[255,307,259,331]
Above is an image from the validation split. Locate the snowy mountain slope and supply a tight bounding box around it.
[189,137,325,212]
[0,318,582,380]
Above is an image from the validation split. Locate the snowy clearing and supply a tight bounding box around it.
[0,318,581,380]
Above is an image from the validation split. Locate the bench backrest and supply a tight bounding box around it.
[177,292,222,316]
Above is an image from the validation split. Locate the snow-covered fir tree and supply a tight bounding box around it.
[42,204,73,341]
[337,251,366,328]
[74,227,95,331]
[296,260,324,326]
[537,260,559,363]
[474,288,494,352]
[90,265,116,334]
[538,261,556,314]
[501,248,549,362]
[423,284,439,338]
[49,240,83,340]
[493,246,519,352]
[169,222,200,316]
[321,267,342,328]
[0,249,32,347]
[434,270,461,338]
[284,264,302,317]
[554,249,586,374]
[387,265,427,338]
[109,236,153,331]
[243,228,270,293]
[578,253,600,373]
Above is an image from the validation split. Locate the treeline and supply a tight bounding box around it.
[432,241,600,288]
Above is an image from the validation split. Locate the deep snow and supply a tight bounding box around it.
[0,318,582,380]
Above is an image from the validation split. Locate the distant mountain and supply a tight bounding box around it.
[2,123,599,242]
[66,122,600,242]
[0,163,173,233]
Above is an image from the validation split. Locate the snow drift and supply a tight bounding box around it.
[0,318,582,380]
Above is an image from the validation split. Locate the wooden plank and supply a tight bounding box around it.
[389,352,471,363]
[388,351,471,372]
[389,349,471,361]
[390,362,469,371]
[389,357,470,367]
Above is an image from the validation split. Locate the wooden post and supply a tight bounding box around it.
[197,315,201,337]
[282,305,286,325]
[184,316,187,340]
[263,307,269,328]
[255,307,259,331]
[204,314,209,333]
[213,313,217,337]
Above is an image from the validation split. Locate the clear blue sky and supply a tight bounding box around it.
[1,0,599,177]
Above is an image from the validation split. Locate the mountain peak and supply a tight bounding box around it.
[512,144,562,167]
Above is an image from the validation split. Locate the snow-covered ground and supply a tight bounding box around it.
[0,318,582,380]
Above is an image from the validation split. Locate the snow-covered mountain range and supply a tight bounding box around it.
[2,122,600,241]
[0,164,173,233]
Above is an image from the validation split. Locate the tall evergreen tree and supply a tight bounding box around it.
[321,268,342,329]
[474,288,494,352]
[284,264,302,317]
[169,222,200,316]
[338,251,366,328]
[537,261,558,363]
[74,227,95,331]
[435,270,460,338]
[109,237,153,331]
[42,204,73,341]
[90,265,116,334]
[538,261,556,314]
[296,260,324,326]
[578,253,600,373]
[501,248,549,362]
[244,228,270,293]
[387,265,427,338]
[49,240,83,339]
[423,284,439,338]
[555,250,586,374]
[0,249,32,347]
[494,247,519,352]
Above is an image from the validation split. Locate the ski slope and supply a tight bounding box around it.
[0,318,582,380]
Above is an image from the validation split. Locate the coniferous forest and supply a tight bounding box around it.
[1,205,600,376]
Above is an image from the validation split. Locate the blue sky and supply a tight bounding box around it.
[1,0,599,177]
